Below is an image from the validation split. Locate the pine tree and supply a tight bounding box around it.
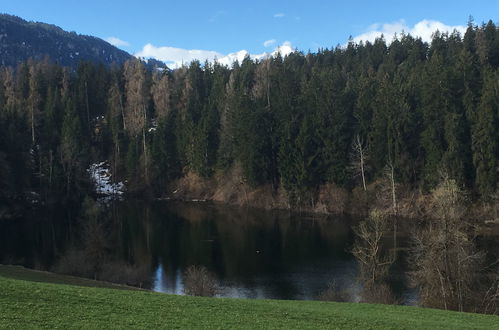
[60,99,83,195]
[420,51,448,188]
[472,70,498,196]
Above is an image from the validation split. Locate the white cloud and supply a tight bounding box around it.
[135,44,223,68]
[263,39,276,48]
[209,10,227,23]
[274,13,285,18]
[351,19,466,44]
[135,42,295,69]
[275,41,294,57]
[105,37,130,47]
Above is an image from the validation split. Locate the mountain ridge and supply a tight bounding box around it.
[0,13,133,67]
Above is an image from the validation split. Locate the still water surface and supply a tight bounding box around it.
[0,200,410,300]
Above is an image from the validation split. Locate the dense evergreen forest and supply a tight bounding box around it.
[0,20,498,214]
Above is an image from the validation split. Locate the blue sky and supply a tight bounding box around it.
[2,1,498,67]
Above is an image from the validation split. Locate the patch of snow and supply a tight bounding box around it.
[148,118,158,132]
[87,161,125,199]
[26,191,40,204]
[93,115,105,122]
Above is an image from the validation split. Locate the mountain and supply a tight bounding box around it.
[0,13,133,67]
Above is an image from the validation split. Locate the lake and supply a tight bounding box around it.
[0,200,414,301]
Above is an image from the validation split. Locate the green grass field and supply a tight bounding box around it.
[0,266,497,329]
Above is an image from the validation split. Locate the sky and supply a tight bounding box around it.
[2,1,498,68]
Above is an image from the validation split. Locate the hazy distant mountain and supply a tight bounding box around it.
[0,13,133,67]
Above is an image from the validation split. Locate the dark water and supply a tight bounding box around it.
[0,200,412,301]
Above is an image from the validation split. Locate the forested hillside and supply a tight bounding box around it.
[0,14,132,67]
[0,20,498,215]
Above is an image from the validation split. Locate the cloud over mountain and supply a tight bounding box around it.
[264,39,277,48]
[351,19,467,44]
[105,37,130,47]
[135,41,294,68]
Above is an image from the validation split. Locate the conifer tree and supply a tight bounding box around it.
[473,70,498,196]
[60,99,83,194]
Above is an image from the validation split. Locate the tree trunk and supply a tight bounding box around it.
[143,128,148,182]
[388,160,397,214]
[31,106,35,145]
[49,149,53,191]
[119,86,126,131]
[85,80,90,127]
[358,136,367,191]
[142,104,148,182]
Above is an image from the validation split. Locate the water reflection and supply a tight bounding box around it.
[153,263,185,294]
[1,200,363,300]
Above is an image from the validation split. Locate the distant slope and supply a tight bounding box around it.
[0,13,132,67]
[0,267,497,329]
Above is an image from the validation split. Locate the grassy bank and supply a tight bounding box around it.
[0,265,139,291]
[0,266,497,329]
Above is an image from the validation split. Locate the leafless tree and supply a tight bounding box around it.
[410,176,492,313]
[384,159,397,215]
[183,265,218,297]
[317,280,349,302]
[351,209,401,304]
[2,67,17,113]
[252,59,271,109]
[124,59,150,181]
[352,210,393,285]
[27,62,41,145]
[480,276,498,315]
[360,282,400,305]
[350,134,368,191]
[151,71,172,121]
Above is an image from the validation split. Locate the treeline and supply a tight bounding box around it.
[0,20,498,210]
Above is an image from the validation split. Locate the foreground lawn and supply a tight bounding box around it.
[0,270,497,329]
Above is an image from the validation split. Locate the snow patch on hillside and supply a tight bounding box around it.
[87,162,125,198]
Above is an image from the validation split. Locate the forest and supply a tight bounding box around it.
[0,20,498,215]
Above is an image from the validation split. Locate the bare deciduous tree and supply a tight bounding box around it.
[27,62,41,145]
[384,159,397,215]
[2,67,17,113]
[151,71,172,121]
[183,265,218,297]
[252,58,271,109]
[350,134,368,191]
[410,176,492,313]
[124,59,150,181]
[317,280,349,302]
[360,282,399,305]
[351,209,400,304]
[352,210,393,285]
